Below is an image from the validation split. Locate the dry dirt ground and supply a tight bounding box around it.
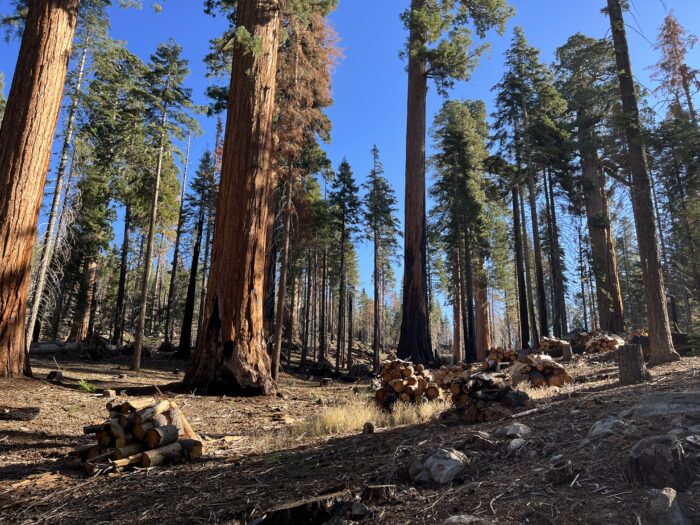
[1,350,699,524]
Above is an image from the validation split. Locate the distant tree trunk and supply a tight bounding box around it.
[196,214,212,346]
[335,226,347,373]
[271,179,292,380]
[452,248,462,364]
[112,204,132,346]
[177,209,204,359]
[183,0,281,394]
[319,248,327,362]
[519,185,539,347]
[67,260,97,343]
[579,133,625,333]
[619,220,639,329]
[512,186,530,349]
[300,254,312,365]
[545,168,568,336]
[462,234,476,362]
[263,190,280,339]
[165,135,192,343]
[132,105,168,371]
[0,0,80,378]
[607,0,679,364]
[475,254,491,360]
[578,224,589,330]
[372,230,381,371]
[26,40,88,345]
[288,274,298,366]
[347,289,354,369]
[149,248,162,335]
[398,0,432,365]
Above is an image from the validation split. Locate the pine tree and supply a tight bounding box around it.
[399,0,513,364]
[363,146,400,371]
[606,0,679,365]
[132,40,197,371]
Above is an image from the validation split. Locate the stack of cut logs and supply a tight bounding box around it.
[481,347,517,370]
[519,354,573,387]
[570,330,601,348]
[444,371,531,424]
[433,363,475,390]
[540,337,567,354]
[375,360,442,407]
[70,398,203,473]
[585,333,625,354]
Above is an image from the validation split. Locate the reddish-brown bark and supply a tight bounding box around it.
[0,0,80,378]
[183,0,282,394]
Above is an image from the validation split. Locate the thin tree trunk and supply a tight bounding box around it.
[183,0,281,394]
[196,213,213,345]
[519,184,539,347]
[0,0,80,378]
[462,233,476,362]
[271,179,292,380]
[512,186,530,349]
[300,254,312,365]
[607,0,678,364]
[475,254,491,359]
[177,209,204,359]
[547,168,568,336]
[67,259,97,343]
[372,229,381,371]
[452,248,462,364]
[112,204,132,346]
[335,227,347,373]
[319,248,327,362]
[26,40,88,344]
[165,134,192,343]
[132,105,168,371]
[398,0,432,364]
[347,289,353,369]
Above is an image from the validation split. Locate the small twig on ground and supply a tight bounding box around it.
[489,492,504,514]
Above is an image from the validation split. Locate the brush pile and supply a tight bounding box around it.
[512,354,573,387]
[481,347,517,370]
[433,362,475,390]
[375,360,442,407]
[69,398,203,473]
[442,371,531,424]
[585,333,625,354]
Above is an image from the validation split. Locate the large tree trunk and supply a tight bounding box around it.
[165,135,192,343]
[112,204,132,346]
[0,0,80,378]
[607,0,679,365]
[512,186,530,349]
[132,109,168,371]
[26,40,88,345]
[580,137,625,333]
[177,209,204,359]
[398,0,432,364]
[183,0,281,394]
[67,259,97,343]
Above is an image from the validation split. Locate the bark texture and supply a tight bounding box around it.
[398,0,432,364]
[0,0,80,378]
[183,0,281,394]
[607,0,679,365]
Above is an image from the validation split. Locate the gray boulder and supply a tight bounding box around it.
[409,448,468,485]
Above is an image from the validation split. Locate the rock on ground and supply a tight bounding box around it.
[409,448,468,485]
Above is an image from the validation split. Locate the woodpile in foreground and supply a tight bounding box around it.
[375,360,442,407]
[585,333,625,354]
[511,354,573,388]
[69,398,203,473]
[442,371,531,424]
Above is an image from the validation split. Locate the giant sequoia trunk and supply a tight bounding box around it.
[398,0,432,364]
[579,141,625,333]
[183,0,281,395]
[0,0,80,378]
[607,0,679,365]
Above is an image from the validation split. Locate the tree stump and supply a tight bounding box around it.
[629,435,693,490]
[618,344,650,385]
[561,343,573,362]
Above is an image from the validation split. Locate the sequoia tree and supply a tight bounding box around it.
[606,0,679,364]
[183,0,283,394]
[0,0,81,378]
[399,0,512,364]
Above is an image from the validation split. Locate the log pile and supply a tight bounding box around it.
[540,337,567,354]
[517,354,573,387]
[625,330,648,344]
[585,333,625,354]
[433,362,475,390]
[442,371,531,424]
[569,330,601,348]
[375,360,442,407]
[481,347,517,370]
[69,398,203,473]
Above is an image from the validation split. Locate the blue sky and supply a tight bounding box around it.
[1,0,699,304]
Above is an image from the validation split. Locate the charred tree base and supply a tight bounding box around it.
[618,344,651,385]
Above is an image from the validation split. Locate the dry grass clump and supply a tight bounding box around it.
[260,398,447,452]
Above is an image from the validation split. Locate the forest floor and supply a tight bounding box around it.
[1,348,699,524]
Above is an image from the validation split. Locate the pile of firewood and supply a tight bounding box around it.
[375,360,442,407]
[569,330,601,348]
[433,362,475,390]
[585,333,625,354]
[442,370,531,424]
[540,337,567,354]
[69,398,203,473]
[481,347,517,370]
[517,354,573,387]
